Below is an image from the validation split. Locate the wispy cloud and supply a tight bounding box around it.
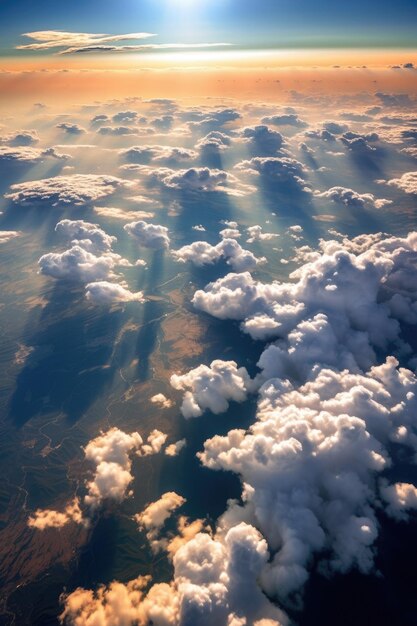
[17,31,231,55]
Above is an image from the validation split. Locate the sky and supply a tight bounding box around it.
[1,0,417,57]
[1,2,417,626]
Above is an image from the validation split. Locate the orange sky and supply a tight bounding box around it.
[1,48,417,106]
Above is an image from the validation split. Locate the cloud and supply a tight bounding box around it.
[340,131,379,153]
[380,481,417,521]
[60,42,231,55]
[200,357,417,599]
[0,231,21,243]
[93,206,155,221]
[17,30,157,53]
[120,145,197,166]
[0,146,69,164]
[172,238,266,272]
[38,219,141,303]
[85,281,145,305]
[246,226,279,243]
[385,171,417,194]
[0,129,39,146]
[61,521,286,626]
[315,186,391,209]
[165,439,187,457]
[56,122,86,135]
[239,125,286,155]
[261,114,307,128]
[139,430,169,457]
[17,31,230,56]
[98,126,139,136]
[112,110,145,124]
[5,174,131,207]
[84,428,143,510]
[197,131,232,153]
[170,360,253,418]
[375,92,413,107]
[38,245,124,282]
[135,492,186,553]
[151,393,173,409]
[148,167,255,197]
[235,157,308,191]
[54,219,116,252]
[192,232,417,370]
[124,220,170,249]
[28,498,83,530]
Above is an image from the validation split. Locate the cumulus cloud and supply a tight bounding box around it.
[315,186,391,209]
[85,281,145,305]
[385,171,417,194]
[54,219,116,251]
[84,428,143,510]
[235,157,309,191]
[38,218,141,304]
[120,145,197,165]
[197,131,232,153]
[61,524,286,626]
[246,226,279,243]
[170,360,253,418]
[380,481,417,520]
[165,439,187,457]
[56,122,86,135]
[0,230,21,243]
[139,430,168,457]
[262,114,307,128]
[124,220,170,249]
[239,125,286,155]
[172,238,265,272]
[28,498,83,530]
[5,174,131,207]
[0,146,69,164]
[151,393,173,409]
[135,492,186,553]
[192,232,417,370]
[0,129,39,146]
[200,357,417,600]
[148,167,255,197]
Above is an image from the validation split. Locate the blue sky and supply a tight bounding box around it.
[1,0,417,55]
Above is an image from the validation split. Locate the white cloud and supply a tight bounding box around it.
[85,281,145,305]
[170,360,253,418]
[149,167,255,197]
[385,171,417,194]
[120,145,197,165]
[172,238,265,272]
[6,174,131,207]
[315,186,391,209]
[246,226,279,243]
[38,244,122,282]
[84,428,143,510]
[124,220,170,249]
[151,393,173,409]
[165,439,187,457]
[28,498,83,530]
[0,231,21,243]
[17,30,157,52]
[192,232,417,369]
[139,430,168,457]
[200,357,417,599]
[0,129,39,146]
[380,481,417,521]
[135,492,186,553]
[0,146,69,164]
